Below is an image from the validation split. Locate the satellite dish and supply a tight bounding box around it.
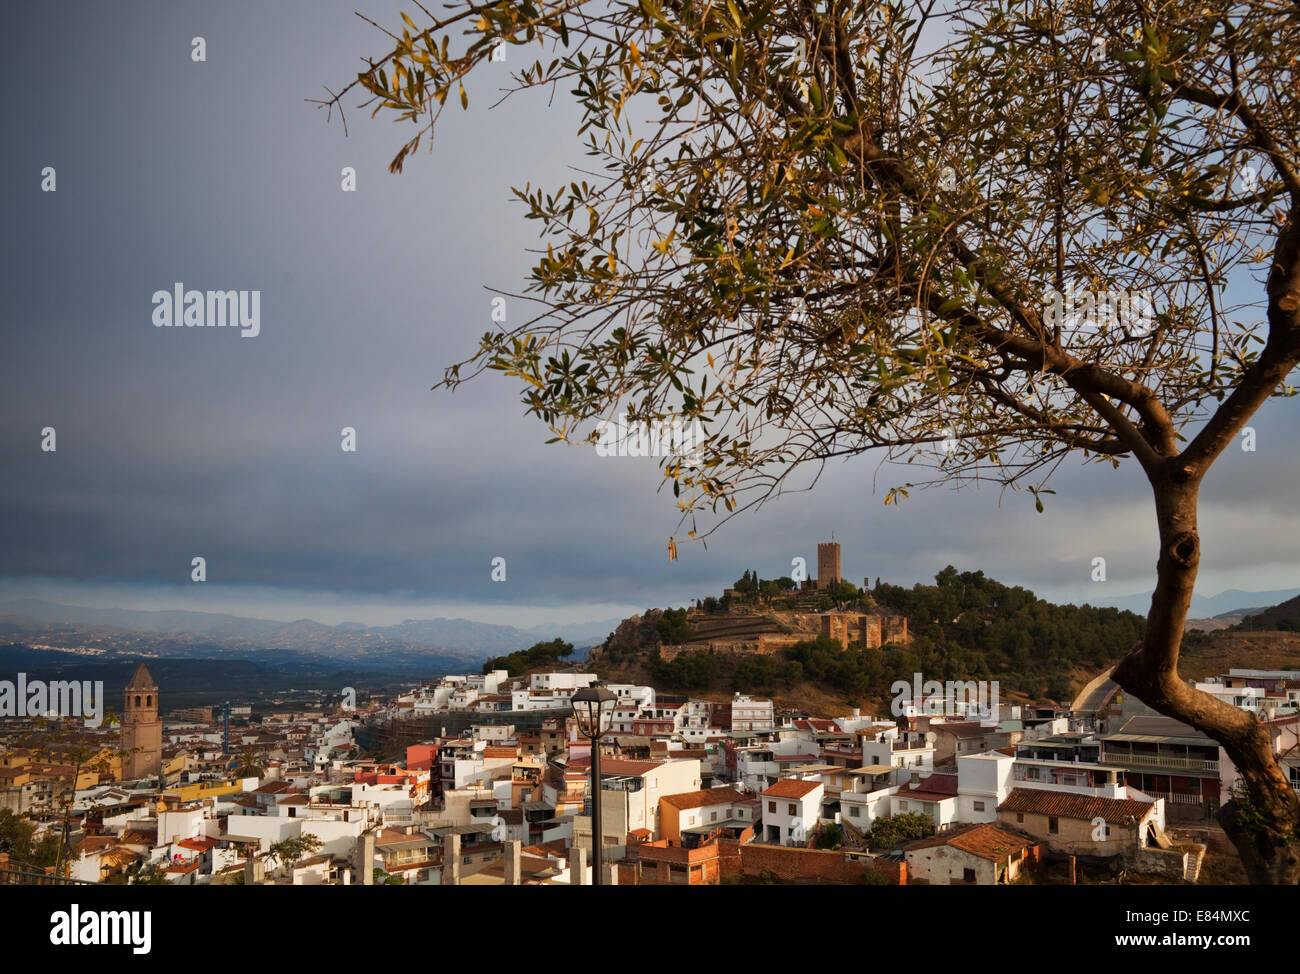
[925,732,937,745]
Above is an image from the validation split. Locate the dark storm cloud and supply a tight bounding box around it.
[1,1,1297,624]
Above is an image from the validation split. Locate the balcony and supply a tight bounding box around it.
[1100,752,1218,773]
[1147,791,1207,806]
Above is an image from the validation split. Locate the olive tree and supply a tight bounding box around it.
[321,0,1300,881]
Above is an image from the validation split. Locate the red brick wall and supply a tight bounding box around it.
[717,839,905,884]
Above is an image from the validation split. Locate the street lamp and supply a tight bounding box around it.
[571,684,617,885]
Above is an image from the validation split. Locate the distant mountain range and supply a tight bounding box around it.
[1084,587,1300,619]
[0,599,619,669]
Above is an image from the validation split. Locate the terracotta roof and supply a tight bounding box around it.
[483,747,519,759]
[661,786,747,811]
[893,773,958,801]
[75,836,119,854]
[762,778,822,799]
[906,823,1035,861]
[522,839,569,858]
[793,719,838,732]
[998,788,1155,825]
[568,758,666,776]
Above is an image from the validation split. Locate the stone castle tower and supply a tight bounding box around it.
[817,541,842,588]
[121,663,162,780]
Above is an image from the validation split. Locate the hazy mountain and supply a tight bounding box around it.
[1084,587,1300,619]
[0,599,613,664]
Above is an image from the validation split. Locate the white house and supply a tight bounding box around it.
[956,753,1015,823]
[889,772,960,831]
[732,694,775,732]
[861,727,936,770]
[529,672,598,691]
[760,778,824,846]
[905,823,1036,885]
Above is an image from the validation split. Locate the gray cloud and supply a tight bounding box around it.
[1,1,1297,626]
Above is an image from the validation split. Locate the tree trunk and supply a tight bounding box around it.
[1112,472,1300,884]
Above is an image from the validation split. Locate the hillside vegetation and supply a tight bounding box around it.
[1233,594,1300,633]
[592,567,1147,709]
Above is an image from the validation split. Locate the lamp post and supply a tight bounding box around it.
[571,684,617,885]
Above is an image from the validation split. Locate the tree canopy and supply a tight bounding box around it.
[484,636,575,674]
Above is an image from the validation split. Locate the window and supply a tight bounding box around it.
[963,868,976,883]
[710,811,718,822]
[1016,813,1024,823]
[787,803,796,815]
[973,801,985,812]
[1048,816,1059,834]
[768,801,776,813]
[849,806,860,818]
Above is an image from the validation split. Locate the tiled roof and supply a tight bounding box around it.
[893,773,958,800]
[761,778,822,799]
[522,839,569,858]
[568,758,665,776]
[905,823,1035,861]
[126,663,156,690]
[75,836,119,854]
[998,788,1155,825]
[793,719,838,732]
[660,786,746,811]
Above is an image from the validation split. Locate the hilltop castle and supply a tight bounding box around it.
[659,538,910,661]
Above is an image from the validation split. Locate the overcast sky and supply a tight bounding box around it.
[1,1,1297,628]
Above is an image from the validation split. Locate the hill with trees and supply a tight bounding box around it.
[592,566,1146,710]
[483,638,575,676]
[1233,594,1300,634]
